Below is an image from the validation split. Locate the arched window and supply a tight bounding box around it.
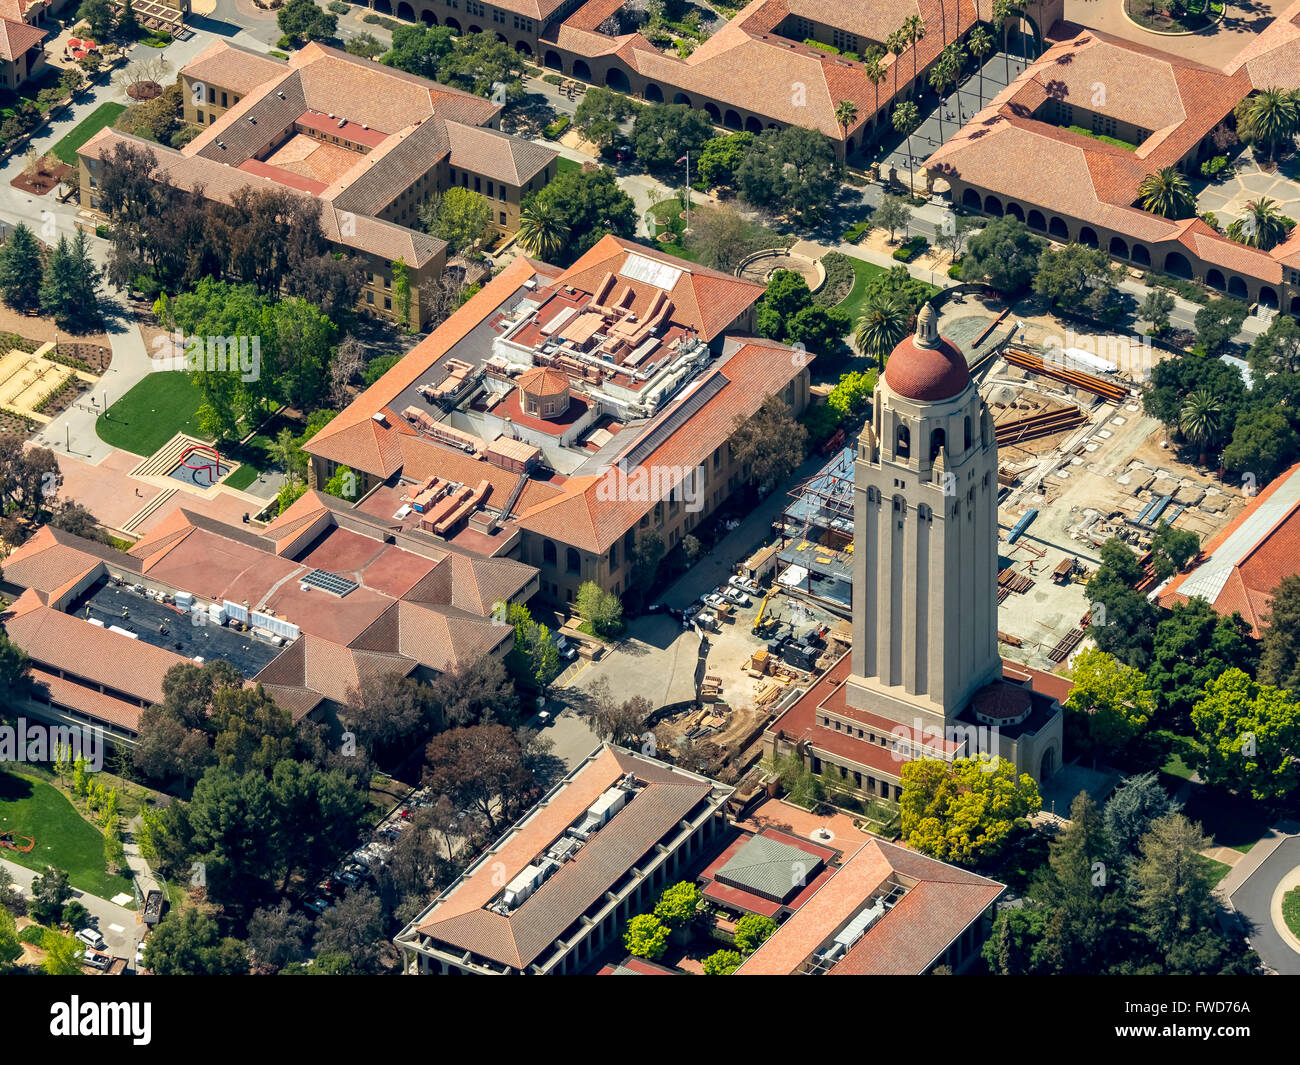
[566,548,581,574]
[918,503,932,522]
[930,427,945,461]
[543,540,557,566]
[964,416,972,451]
[867,486,879,503]
[896,424,910,459]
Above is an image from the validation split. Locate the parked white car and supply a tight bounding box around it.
[729,575,761,595]
[75,928,105,951]
[724,587,751,606]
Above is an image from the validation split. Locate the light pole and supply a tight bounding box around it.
[677,151,691,233]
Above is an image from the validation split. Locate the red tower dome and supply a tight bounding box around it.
[883,302,971,403]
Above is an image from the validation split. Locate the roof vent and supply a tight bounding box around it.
[276,91,285,99]
[248,116,256,124]
[372,412,388,426]
[338,118,346,128]
[216,141,226,149]
[328,113,335,119]
[362,124,368,130]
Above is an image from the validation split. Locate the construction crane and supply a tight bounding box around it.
[751,587,779,636]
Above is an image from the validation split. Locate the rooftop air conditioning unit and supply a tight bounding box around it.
[277,91,285,99]
[248,116,256,124]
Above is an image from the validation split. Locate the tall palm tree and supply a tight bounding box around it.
[835,100,859,150]
[903,15,927,95]
[968,25,994,107]
[854,293,910,371]
[1245,87,1300,161]
[1137,167,1195,219]
[1227,196,1291,250]
[893,99,921,194]
[864,51,886,132]
[1179,390,1222,465]
[887,30,908,103]
[517,201,569,260]
[993,0,1015,83]
[929,56,956,142]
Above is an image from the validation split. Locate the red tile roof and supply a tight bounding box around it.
[1157,462,1300,636]
[736,837,1002,975]
[0,16,44,62]
[28,668,147,734]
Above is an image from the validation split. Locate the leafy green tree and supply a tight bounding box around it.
[0,908,21,972]
[345,30,386,59]
[696,132,753,188]
[632,104,714,172]
[1084,538,1159,670]
[733,913,777,953]
[1139,288,1175,332]
[1191,668,1300,802]
[246,901,310,974]
[145,909,248,975]
[439,32,526,101]
[1248,312,1300,376]
[29,867,71,926]
[381,23,454,79]
[313,887,389,973]
[653,882,701,929]
[624,913,669,959]
[872,195,912,242]
[0,223,43,312]
[787,303,850,356]
[77,0,116,39]
[982,906,1047,974]
[346,672,435,751]
[1260,574,1300,696]
[736,125,840,221]
[1030,793,1127,975]
[42,928,85,975]
[277,0,337,44]
[324,464,358,500]
[1193,297,1249,357]
[1138,167,1195,218]
[1222,407,1300,485]
[576,579,623,637]
[827,370,876,421]
[1149,521,1199,581]
[899,757,1041,866]
[1033,243,1120,320]
[727,395,807,492]
[39,231,100,331]
[572,86,636,153]
[1064,647,1154,755]
[1132,815,1221,957]
[959,215,1044,293]
[421,187,492,259]
[756,269,813,338]
[702,948,743,974]
[1103,772,1180,860]
[521,166,636,265]
[1148,598,1256,730]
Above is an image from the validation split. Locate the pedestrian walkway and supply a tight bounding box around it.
[1,854,144,960]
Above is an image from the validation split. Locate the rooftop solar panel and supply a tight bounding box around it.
[622,371,728,470]
[301,569,359,598]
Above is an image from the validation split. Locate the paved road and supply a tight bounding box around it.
[1,855,144,962]
[1229,831,1300,975]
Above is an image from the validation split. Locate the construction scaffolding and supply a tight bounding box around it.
[778,445,855,545]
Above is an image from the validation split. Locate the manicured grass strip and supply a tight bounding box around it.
[95,371,207,456]
[0,769,133,901]
[51,102,127,165]
[556,155,581,177]
[1199,856,1232,889]
[834,255,890,324]
[223,463,259,490]
[1283,887,1300,938]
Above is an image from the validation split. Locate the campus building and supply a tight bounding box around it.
[733,835,1004,975]
[0,0,48,91]
[368,0,1064,161]
[927,8,1300,311]
[394,743,736,975]
[302,236,812,607]
[764,305,1063,797]
[0,499,537,745]
[76,41,558,330]
[1156,461,1300,637]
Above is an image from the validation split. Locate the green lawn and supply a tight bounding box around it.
[51,102,127,165]
[834,256,890,323]
[95,371,207,455]
[222,463,259,490]
[1283,887,1300,937]
[556,155,581,178]
[1200,856,1232,888]
[0,769,133,901]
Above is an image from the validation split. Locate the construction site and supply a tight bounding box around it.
[767,297,1251,676]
